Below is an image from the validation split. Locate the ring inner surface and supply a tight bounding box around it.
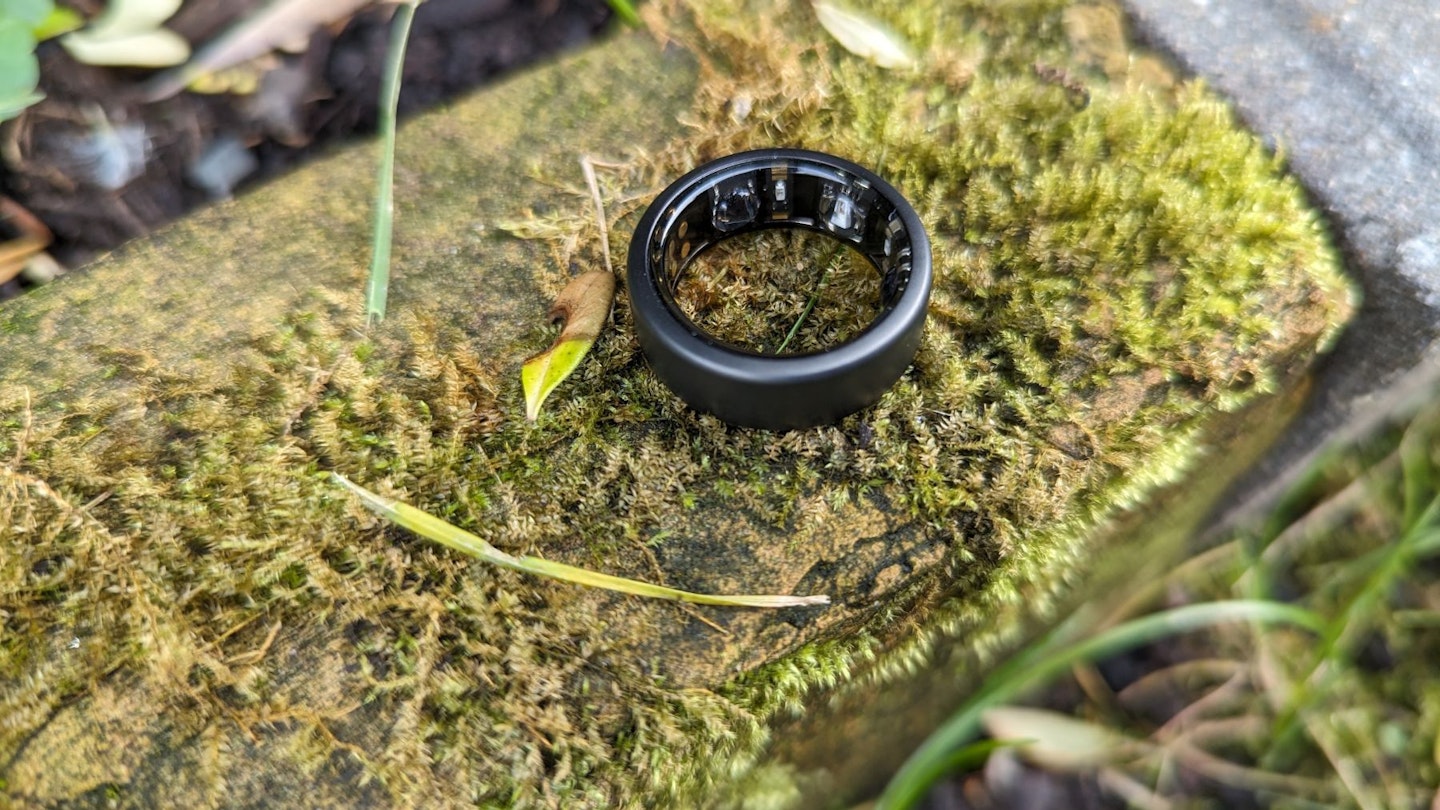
[648,158,915,351]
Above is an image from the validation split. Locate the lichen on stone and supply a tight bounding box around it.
[0,0,1352,807]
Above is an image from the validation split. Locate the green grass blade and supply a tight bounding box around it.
[365,0,418,327]
[772,244,843,355]
[330,472,524,567]
[923,739,1025,779]
[876,600,1324,810]
[330,473,829,608]
[605,0,641,27]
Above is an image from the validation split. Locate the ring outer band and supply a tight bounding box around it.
[626,148,933,431]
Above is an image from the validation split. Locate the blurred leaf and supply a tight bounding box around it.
[143,0,373,101]
[90,0,181,35]
[522,271,614,421]
[0,18,40,122]
[331,473,830,608]
[1,0,53,27]
[63,27,189,65]
[62,0,188,67]
[811,1,916,70]
[185,63,268,96]
[33,5,81,39]
[0,91,42,123]
[981,706,1142,771]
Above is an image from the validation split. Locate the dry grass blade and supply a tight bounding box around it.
[1163,740,1337,801]
[330,473,830,608]
[1096,768,1174,810]
[0,197,51,283]
[580,155,613,275]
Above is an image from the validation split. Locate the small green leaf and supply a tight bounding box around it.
[523,337,595,421]
[330,473,830,608]
[522,271,614,421]
[811,0,916,70]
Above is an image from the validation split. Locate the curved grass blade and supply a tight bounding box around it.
[331,473,829,608]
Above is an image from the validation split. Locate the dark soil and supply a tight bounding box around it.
[0,0,618,300]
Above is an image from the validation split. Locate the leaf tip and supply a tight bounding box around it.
[811,0,918,70]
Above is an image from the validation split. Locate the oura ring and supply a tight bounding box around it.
[626,148,933,430]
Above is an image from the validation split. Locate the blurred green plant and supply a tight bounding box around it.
[883,379,1440,809]
[606,0,641,27]
[878,600,1324,808]
[0,0,81,122]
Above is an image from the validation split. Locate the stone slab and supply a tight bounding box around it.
[0,3,1355,806]
[1122,0,1440,524]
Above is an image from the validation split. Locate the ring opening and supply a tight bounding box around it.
[673,229,882,356]
[645,156,916,356]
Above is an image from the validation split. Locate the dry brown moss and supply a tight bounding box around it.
[673,230,881,354]
[0,0,1352,807]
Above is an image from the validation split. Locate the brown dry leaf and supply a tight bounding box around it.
[521,270,614,421]
[0,196,52,284]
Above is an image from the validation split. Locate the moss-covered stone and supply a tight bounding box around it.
[0,1,1351,807]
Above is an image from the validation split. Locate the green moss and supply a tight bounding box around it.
[0,1,1351,807]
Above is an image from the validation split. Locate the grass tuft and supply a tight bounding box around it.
[902,378,1440,809]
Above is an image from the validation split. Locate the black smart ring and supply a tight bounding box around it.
[626,148,933,430]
